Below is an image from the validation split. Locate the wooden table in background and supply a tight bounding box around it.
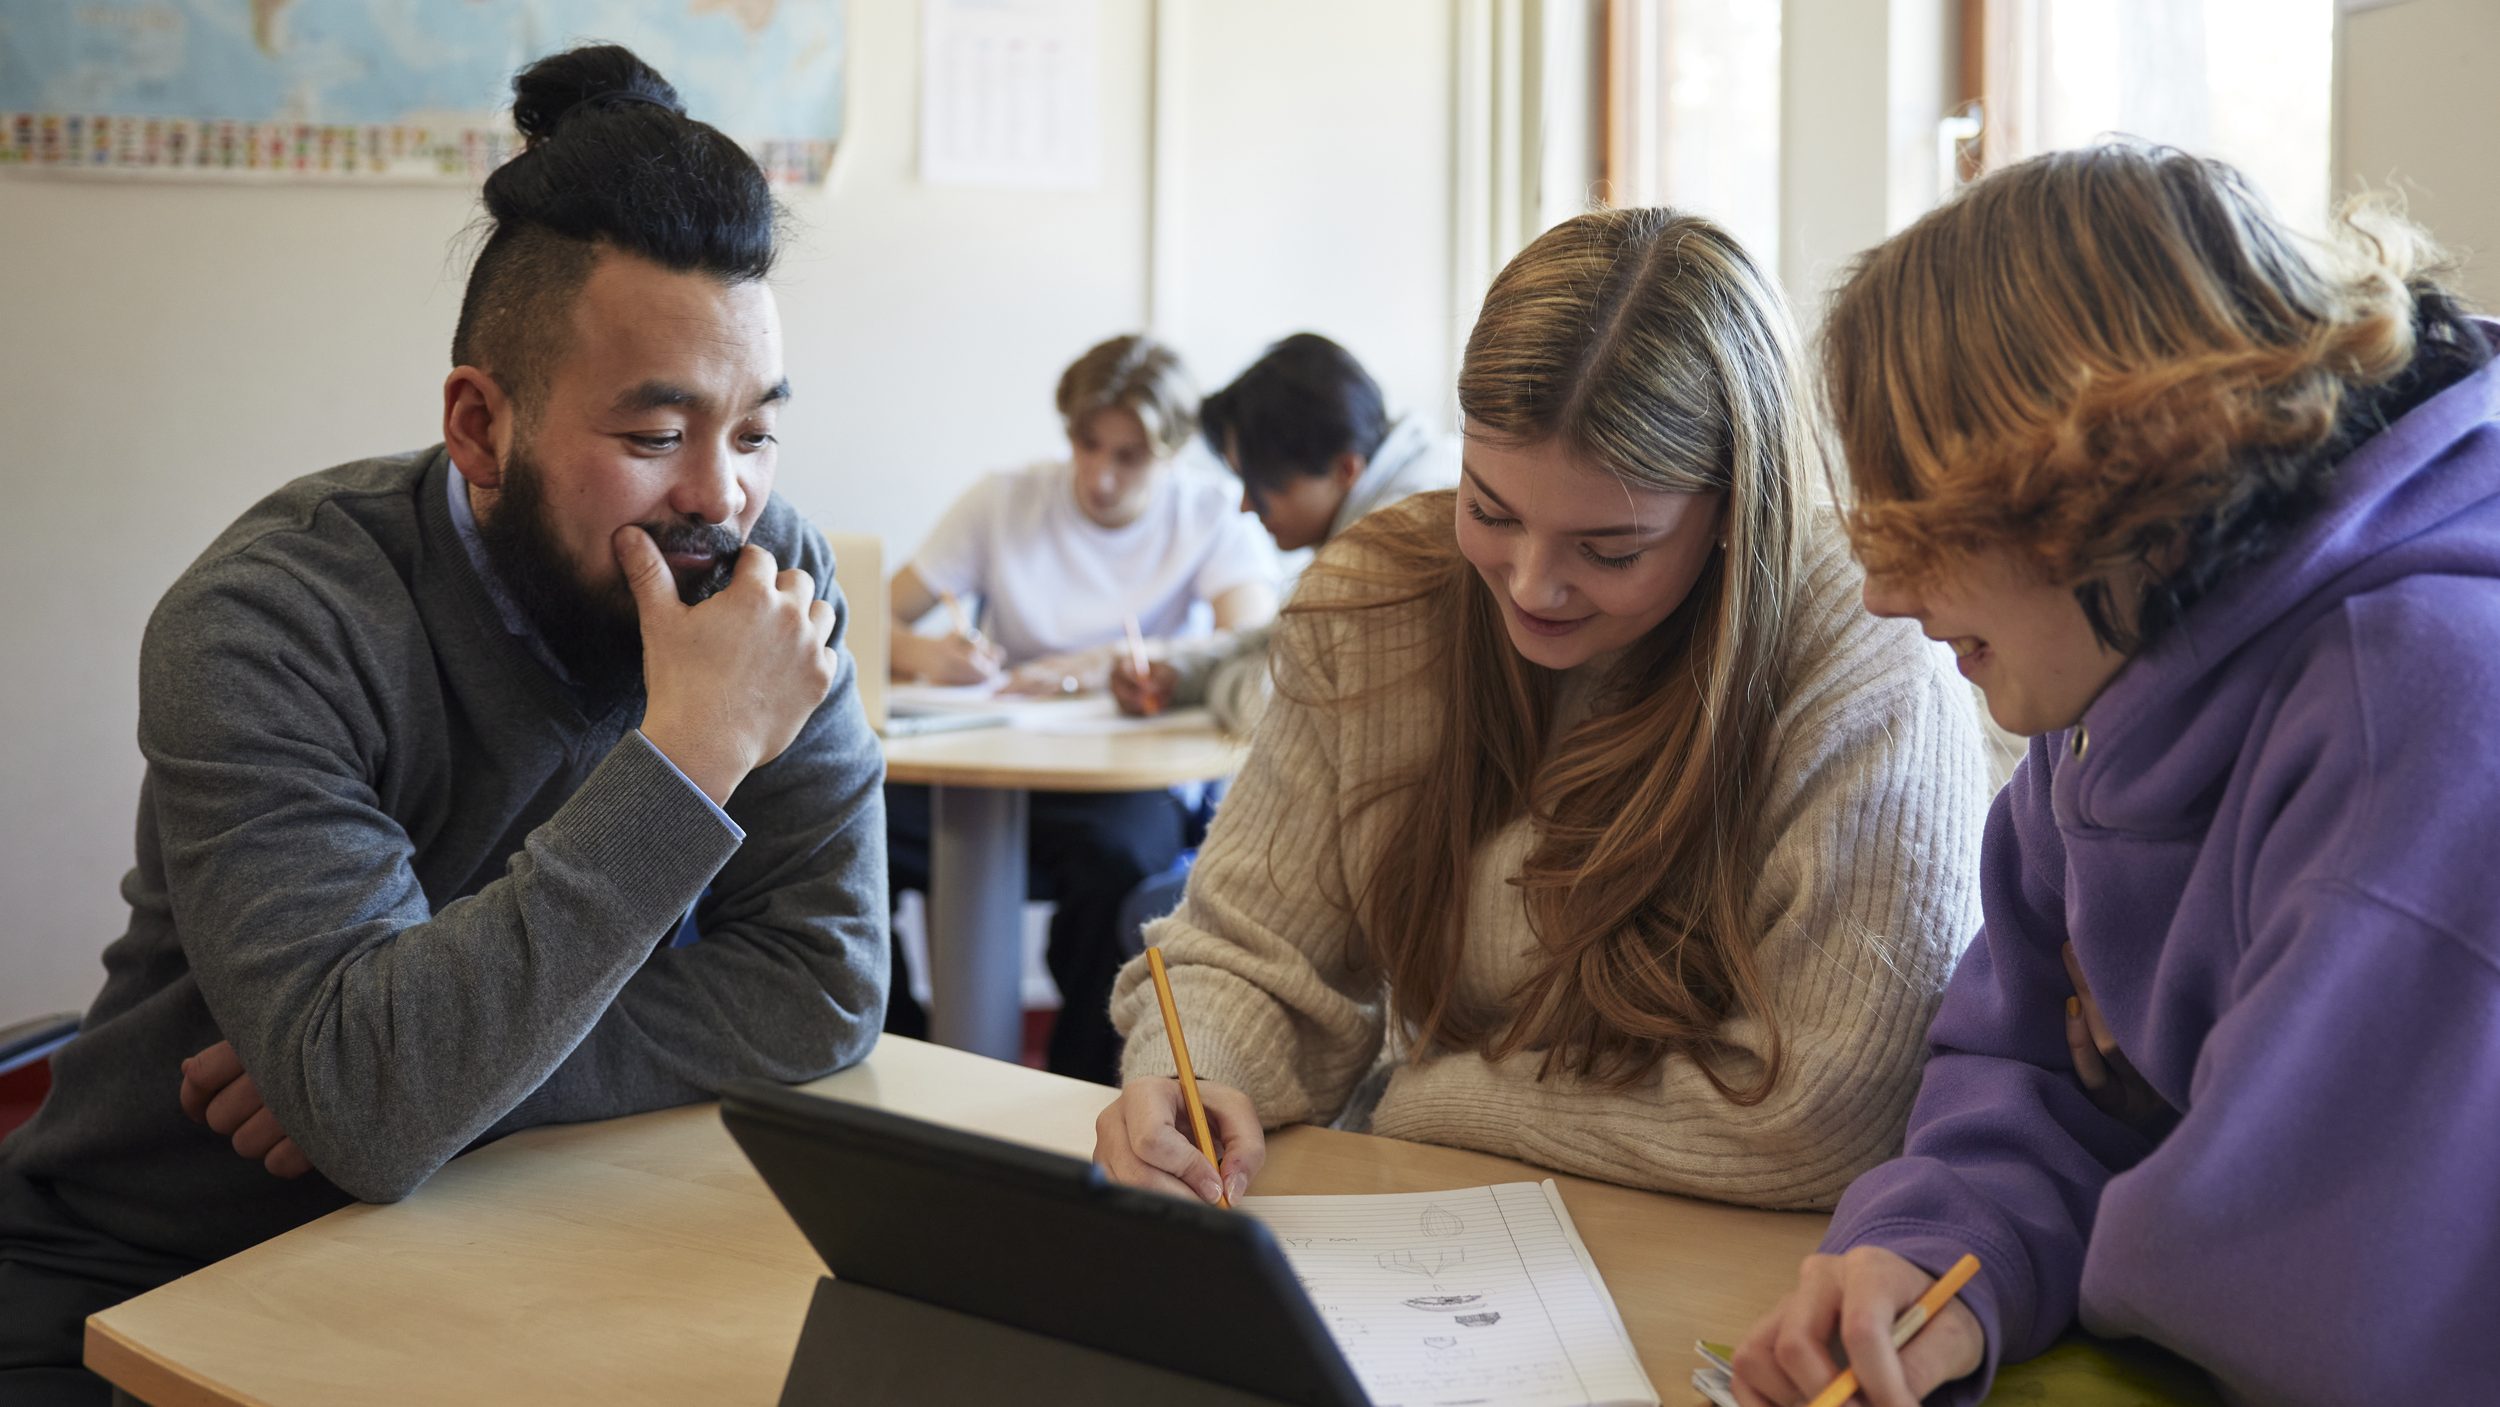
[86,1037,1829,1406]
[882,717,1245,1059]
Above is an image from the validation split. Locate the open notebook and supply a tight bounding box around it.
[1239,1182,1659,1407]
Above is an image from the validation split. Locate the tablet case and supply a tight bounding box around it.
[721,1080,1372,1407]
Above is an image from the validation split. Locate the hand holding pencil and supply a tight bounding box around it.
[934,590,1004,679]
[897,588,1004,685]
[1145,947,1224,1204]
[1091,947,1269,1206]
[1727,1246,1985,1407]
[1109,612,1179,717]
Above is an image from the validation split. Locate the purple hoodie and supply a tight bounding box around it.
[1823,328,2500,1406]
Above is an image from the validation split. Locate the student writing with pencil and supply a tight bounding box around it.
[1731,145,2500,1406]
[880,336,1277,1082]
[885,335,1275,696]
[1091,209,1992,1209]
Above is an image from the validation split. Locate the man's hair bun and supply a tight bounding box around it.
[509,44,686,147]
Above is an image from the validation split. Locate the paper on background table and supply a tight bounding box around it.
[1240,1181,1659,1407]
[1017,702,1216,735]
[885,681,1016,713]
[885,683,1216,735]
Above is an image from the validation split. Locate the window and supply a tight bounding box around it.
[1602,0,1784,273]
[1970,0,2335,224]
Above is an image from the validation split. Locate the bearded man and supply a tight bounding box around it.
[0,45,887,1404]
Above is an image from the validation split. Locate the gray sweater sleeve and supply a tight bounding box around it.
[142,544,881,1203]
[491,535,889,1135]
[1163,623,1277,735]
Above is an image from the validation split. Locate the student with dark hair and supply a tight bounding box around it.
[1731,145,2500,1407]
[1110,333,1458,731]
[0,46,886,1403]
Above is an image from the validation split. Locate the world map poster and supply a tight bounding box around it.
[0,1,846,184]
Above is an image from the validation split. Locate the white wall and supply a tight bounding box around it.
[0,0,1158,1017]
[1,179,462,1019]
[2335,0,2498,304]
[1150,0,1459,430]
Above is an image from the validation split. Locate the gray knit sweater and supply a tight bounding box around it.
[1112,497,1990,1209]
[0,447,888,1272]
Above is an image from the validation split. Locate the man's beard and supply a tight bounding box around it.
[473,443,744,701]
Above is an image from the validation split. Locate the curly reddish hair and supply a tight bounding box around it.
[1823,143,2473,651]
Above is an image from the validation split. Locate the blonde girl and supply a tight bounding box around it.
[1093,209,1992,1208]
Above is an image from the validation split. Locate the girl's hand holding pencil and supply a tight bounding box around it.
[1729,1247,1984,1407]
[1094,947,1266,1207]
[1093,1072,1266,1207]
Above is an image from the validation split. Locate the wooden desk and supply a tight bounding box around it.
[87,1037,1828,1406]
[883,718,1245,1059]
[882,716,1243,793]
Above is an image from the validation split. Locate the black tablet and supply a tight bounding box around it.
[721,1080,1371,1407]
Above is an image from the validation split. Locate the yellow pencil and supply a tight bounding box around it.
[1803,1253,1982,1407]
[1144,946,1228,1208]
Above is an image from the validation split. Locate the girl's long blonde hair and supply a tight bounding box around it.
[1293,208,1814,1098]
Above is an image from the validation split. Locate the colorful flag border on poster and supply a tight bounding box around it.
[0,113,837,187]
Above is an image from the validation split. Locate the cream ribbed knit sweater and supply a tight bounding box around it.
[1109,496,1992,1210]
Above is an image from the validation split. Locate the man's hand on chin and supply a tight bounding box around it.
[619,527,840,806]
[180,1039,313,1179]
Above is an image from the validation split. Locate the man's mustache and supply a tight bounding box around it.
[638,521,745,565]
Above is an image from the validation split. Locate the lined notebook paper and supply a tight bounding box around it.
[1240,1181,1659,1407]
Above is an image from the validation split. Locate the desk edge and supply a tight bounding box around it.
[87,1312,271,1407]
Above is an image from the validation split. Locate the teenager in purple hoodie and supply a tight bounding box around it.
[1730,144,2500,1406]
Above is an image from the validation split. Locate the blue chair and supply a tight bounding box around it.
[0,1012,77,1078]
[1116,855,1195,960]
[1115,782,1223,959]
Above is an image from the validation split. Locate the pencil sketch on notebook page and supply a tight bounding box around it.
[1240,1181,1660,1407]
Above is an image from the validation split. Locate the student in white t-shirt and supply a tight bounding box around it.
[883,334,1278,1082]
